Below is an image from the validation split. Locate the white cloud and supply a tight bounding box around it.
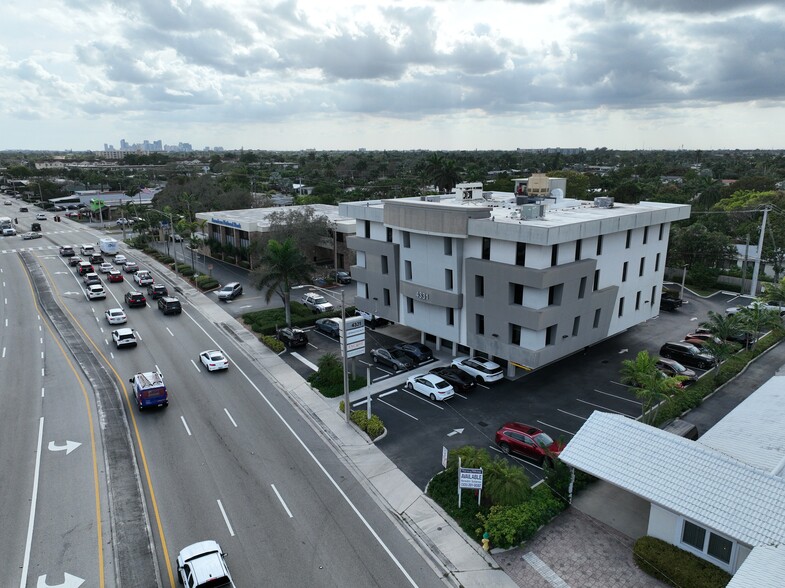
[0,0,783,150]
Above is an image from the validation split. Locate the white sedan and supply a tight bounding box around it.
[114,254,127,265]
[451,356,504,384]
[199,350,229,371]
[99,262,114,273]
[105,308,127,325]
[405,373,454,401]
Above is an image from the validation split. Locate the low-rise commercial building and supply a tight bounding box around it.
[340,178,690,376]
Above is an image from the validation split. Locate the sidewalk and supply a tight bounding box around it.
[146,256,517,588]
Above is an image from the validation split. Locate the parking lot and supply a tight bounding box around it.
[277,288,753,489]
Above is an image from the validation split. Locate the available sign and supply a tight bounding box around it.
[459,468,484,489]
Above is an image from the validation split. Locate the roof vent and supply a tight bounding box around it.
[594,196,614,208]
[520,203,545,220]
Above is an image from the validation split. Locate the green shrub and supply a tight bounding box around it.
[308,353,367,397]
[427,468,488,538]
[195,276,219,290]
[335,403,385,440]
[366,415,385,439]
[633,536,731,588]
[242,302,344,336]
[175,263,195,276]
[350,409,368,431]
[261,335,284,353]
[477,485,564,548]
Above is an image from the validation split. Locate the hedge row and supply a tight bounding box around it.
[633,536,731,588]
[244,303,355,336]
[337,402,385,440]
[260,335,285,353]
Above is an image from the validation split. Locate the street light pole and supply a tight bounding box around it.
[680,264,687,300]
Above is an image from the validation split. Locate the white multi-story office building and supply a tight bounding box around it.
[340,178,691,377]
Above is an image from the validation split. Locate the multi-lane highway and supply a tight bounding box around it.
[1,210,445,587]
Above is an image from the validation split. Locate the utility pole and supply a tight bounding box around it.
[750,206,769,297]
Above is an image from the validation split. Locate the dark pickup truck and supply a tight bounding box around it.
[277,327,309,348]
[660,295,684,311]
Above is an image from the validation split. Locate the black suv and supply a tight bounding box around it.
[158,296,182,315]
[277,327,309,348]
[659,342,716,370]
[393,342,433,366]
[124,291,147,308]
[147,283,168,299]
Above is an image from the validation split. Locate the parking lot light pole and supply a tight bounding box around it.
[295,285,349,423]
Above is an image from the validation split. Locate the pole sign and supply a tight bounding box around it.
[442,446,448,469]
[459,468,484,490]
[341,316,366,358]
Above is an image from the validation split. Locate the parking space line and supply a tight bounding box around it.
[475,382,490,390]
[489,445,545,471]
[378,399,418,420]
[352,399,368,407]
[537,420,576,437]
[595,388,642,405]
[557,408,588,421]
[290,352,318,371]
[452,391,468,400]
[379,389,398,398]
[576,398,635,416]
[372,374,392,382]
[402,389,445,409]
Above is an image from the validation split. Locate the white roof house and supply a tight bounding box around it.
[560,368,785,583]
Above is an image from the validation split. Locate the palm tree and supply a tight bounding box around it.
[483,458,531,506]
[734,302,783,347]
[424,154,462,193]
[620,350,683,424]
[699,311,741,373]
[251,238,314,327]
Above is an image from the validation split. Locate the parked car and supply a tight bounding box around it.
[301,291,334,313]
[123,261,139,273]
[85,284,106,300]
[277,327,309,348]
[124,291,147,308]
[199,350,229,371]
[659,342,716,370]
[405,373,454,401]
[147,283,168,299]
[334,271,352,284]
[217,282,243,301]
[314,317,341,338]
[107,270,124,283]
[112,328,137,348]
[451,356,504,383]
[370,347,414,372]
[660,295,683,311]
[59,245,75,257]
[727,300,785,317]
[105,308,127,325]
[355,309,389,328]
[428,366,477,393]
[393,342,433,366]
[655,358,697,384]
[495,422,564,466]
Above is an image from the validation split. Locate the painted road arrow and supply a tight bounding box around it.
[47,440,81,455]
[619,348,628,354]
[37,573,85,588]
[447,428,464,437]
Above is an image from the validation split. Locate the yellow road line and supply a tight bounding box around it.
[38,257,175,587]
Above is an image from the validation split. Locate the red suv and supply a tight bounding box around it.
[495,422,564,465]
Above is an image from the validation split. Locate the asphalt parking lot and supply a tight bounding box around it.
[278,288,753,490]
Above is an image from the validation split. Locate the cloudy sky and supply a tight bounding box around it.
[2,0,783,151]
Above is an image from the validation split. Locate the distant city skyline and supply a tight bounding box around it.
[1,1,784,151]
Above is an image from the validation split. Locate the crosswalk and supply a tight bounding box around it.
[1,245,65,255]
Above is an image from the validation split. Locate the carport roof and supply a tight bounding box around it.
[727,545,785,587]
[559,411,785,547]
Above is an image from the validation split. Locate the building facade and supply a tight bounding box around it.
[340,179,690,376]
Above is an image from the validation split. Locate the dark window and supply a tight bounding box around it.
[655,253,661,271]
[651,286,657,306]
[593,269,600,291]
[381,255,388,274]
[515,242,526,266]
[659,223,664,240]
[383,288,390,306]
[386,227,393,242]
[618,297,625,317]
[476,314,485,335]
[444,237,452,256]
[625,230,632,249]
[551,245,559,266]
[707,533,733,564]
[402,231,410,248]
[638,257,645,276]
[404,260,412,280]
[481,237,491,260]
[362,283,369,298]
[578,276,587,299]
[475,275,485,297]
[622,262,628,282]
[682,521,706,551]
[636,291,641,310]
[511,283,523,305]
[643,226,649,245]
[363,220,370,238]
[445,269,453,290]
[545,325,556,346]
[593,308,601,328]
[596,235,603,255]
[575,239,582,261]
[510,323,521,345]
[572,316,580,336]
[548,284,563,306]
[446,307,454,325]
[407,297,414,313]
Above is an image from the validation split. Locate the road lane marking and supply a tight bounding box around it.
[41,351,44,359]
[190,359,201,372]
[40,337,43,344]
[180,416,192,436]
[224,408,238,428]
[290,351,318,371]
[166,327,174,337]
[378,398,418,420]
[576,397,634,416]
[271,484,293,518]
[217,500,235,536]
[557,408,588,421]
[595,387,642,405]
[41,387,45,398]
[2,346,5,358]
[20,417,44,588]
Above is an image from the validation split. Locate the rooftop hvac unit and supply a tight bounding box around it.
[594,196,614,208]
[520,203,544,220]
